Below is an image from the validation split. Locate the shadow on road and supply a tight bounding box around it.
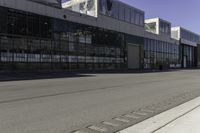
[0,69,185,82]
[0,71,94,82]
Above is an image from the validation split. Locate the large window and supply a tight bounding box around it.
[99,0,119,19]
[125,7,131,22]
[0,7,8,34]
[130,9,135,24]
[0,8,53,38]
[159,21,170,35]
[144,38,179,69]
[7,9,27,35]
[181,29,200,43]
[99,0,144,27]
[119,4,125,21]
[135,11,140,25]
[139,13,144,26]
[0,6,128,70]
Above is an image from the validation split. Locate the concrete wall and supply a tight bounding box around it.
[171,27,180,40]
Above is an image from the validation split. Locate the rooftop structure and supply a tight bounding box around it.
[145,18,171,37]
[62,0,145,27]
[171,26,200,46]
[62,0,98,17]
[0,0,199,71]
[99,0,144,27]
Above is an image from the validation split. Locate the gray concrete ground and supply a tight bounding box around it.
[155,105,200,133]
[119,93,200,133]
[0,70,200,133]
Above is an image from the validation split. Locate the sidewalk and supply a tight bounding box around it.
[119,96,200,133]
[155,106,200,133]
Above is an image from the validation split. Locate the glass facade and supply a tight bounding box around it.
[180,45,196,68]
[28,0,62,8]
[179,28,198,68]
[159,21,171,35]
[180,29,200,43]
[0,6,127,71]
[99,0,144,27]
[144,38,180,69]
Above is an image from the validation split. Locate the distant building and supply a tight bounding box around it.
[0,0,199,71]
[144,18,180,69]
[171,27,199,68]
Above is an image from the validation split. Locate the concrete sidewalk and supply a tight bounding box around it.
[119,96,200,133]
[155,106,200,133]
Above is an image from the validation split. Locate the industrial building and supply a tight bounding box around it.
[0,0,199,71]
[144,18,180,69]
[171,27,199,68]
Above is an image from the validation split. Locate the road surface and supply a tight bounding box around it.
[0,70,200,133]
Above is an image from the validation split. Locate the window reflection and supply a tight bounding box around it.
[144,38,180,69]
[0,6,128,70]
[99,0,144,27]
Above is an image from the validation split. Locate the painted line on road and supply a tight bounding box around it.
[87,125,108,132]
[72,130,87,133]
[140,109,155,113]
[113,118,130,123]
[102,121,119,127]
[131,112,148,116]
[124,114,140,119]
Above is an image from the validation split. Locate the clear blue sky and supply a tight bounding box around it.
[121,0,200,34]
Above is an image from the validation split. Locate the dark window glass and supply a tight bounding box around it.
[99,0,107,15]
[110,0,119,19]
[0,7,8,34]
[40,17,52,38]
[139,13,144,26]
[125,7,131,22]
[8,9,27,35]
[135,11,140,25]
[27,13,40,36]
[130,9,135,24]
[119,5,125,21]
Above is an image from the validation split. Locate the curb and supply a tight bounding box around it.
[118,96,200,133]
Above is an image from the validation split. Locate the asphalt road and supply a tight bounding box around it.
[0,70,200,133]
